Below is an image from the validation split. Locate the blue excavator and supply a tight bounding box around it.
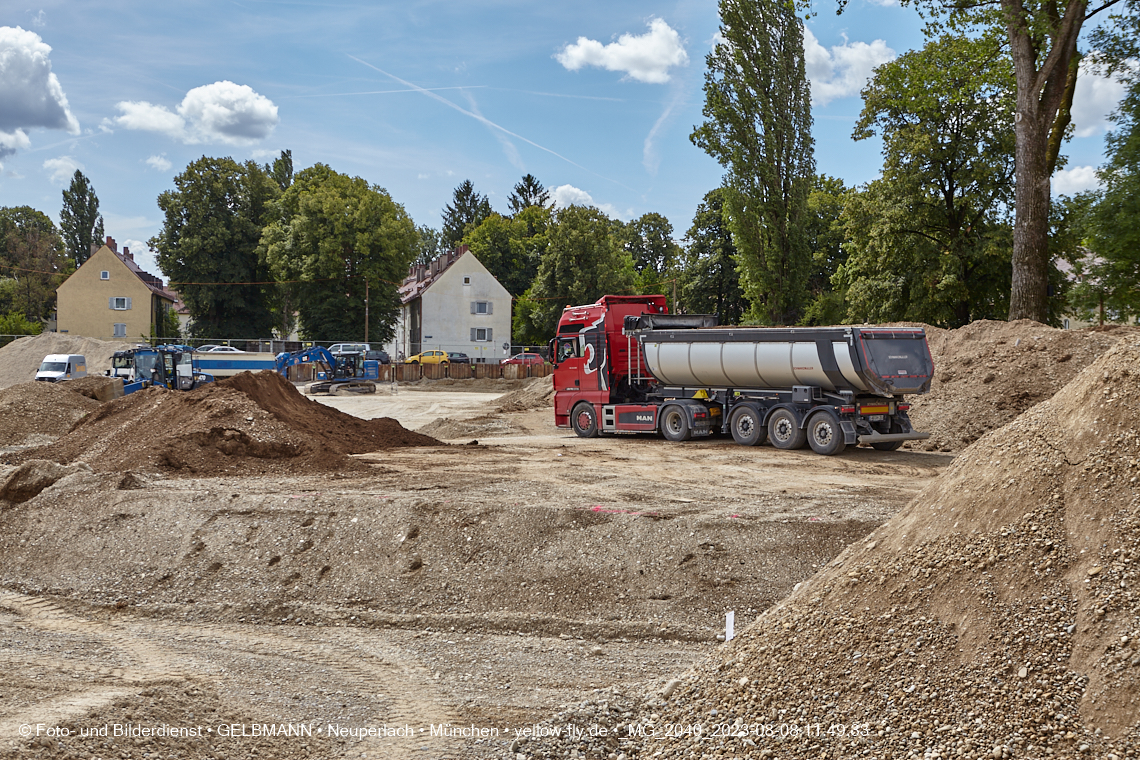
[274,347,379,395]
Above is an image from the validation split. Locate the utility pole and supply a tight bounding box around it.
[364,278,370,343]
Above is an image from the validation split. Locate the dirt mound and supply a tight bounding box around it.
[537,336,1140,759]
[0,381,102,446]
[493,375,554,413]
[0,459,92,503]
[905,320,1132,451]
[416,416,523,439]
[0,332,132,389]
[9,371,438,476]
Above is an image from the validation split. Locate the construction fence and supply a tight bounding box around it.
[286,361,553,383]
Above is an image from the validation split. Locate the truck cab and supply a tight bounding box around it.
[551,295,668,430]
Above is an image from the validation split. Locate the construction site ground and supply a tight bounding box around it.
[4,320,1138,760]
[0,381,950,760]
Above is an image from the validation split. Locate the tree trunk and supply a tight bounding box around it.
[1008,109,1052,323]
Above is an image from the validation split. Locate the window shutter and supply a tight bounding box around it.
[487,302,493,315]
[487,328,492,342]
[470,302,477,314]
[109,297,115,310]
[470,328,477,341]
[126,297,132,310]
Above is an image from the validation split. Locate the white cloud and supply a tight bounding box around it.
[1071,61,1131,138]
[1053,165,1100,195]
[114,80,279,145]
[0,25,79,155]
[551,184,624,218]
[556,18,688,84]
[42,155,81,184]
[803,28,895,106]
[0,128,31,162]
[29,11,46,29]
[145,154,172,172]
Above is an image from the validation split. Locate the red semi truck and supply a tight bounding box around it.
[550,295,934,455]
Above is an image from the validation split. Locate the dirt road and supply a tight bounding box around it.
[0,390,952,759]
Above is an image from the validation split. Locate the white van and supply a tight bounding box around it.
[36,354,88,383]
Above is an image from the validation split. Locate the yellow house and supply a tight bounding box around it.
[57,236,178,340]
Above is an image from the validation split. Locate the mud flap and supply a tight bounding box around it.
[840,420,857,445]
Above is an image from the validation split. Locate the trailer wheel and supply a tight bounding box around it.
[571,402,599,438]
[729,405,766,446]
[767,408,807,450]
[661,405,692,442]
[807,410,846,456]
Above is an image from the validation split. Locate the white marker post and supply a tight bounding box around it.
[725,611,735,642]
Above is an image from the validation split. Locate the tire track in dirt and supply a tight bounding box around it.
[0,591,461,759]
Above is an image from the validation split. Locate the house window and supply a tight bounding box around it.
[109,297,132,310]
[463,276,471,285]
[113,323,127,338]
[100,271,110,280]
[1063,318,1070,330]
[471,327,493,342]
[470,301,492,315]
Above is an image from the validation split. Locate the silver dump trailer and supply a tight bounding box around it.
[633,316,933,398]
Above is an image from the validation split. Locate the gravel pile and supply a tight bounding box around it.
[0,332,131,389]
[511,337,1140,760]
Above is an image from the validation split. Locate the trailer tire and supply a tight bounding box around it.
[807,410,846,456]
[768,408,807,450]
[729,405,766,446]
[661,405,692,442]
[571,403,600,438]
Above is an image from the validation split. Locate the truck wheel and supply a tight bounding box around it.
[571,403,600,438]
[767,408,807,450]
[729,405,766,446]
[807,410,846,456]
[661,405,692,442]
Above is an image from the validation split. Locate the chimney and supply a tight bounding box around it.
[105,235,117,253]
[123,246,133,261]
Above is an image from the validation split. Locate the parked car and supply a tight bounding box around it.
[194,344,219,352]
[446,352,471,363]
[500,352,545,366]
[328,343,370,354]
[202,345,243,353]
[364,349,391,364]
[405,350,450,365]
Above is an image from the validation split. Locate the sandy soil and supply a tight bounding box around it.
[0,388,950,760]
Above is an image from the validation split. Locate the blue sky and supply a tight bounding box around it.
[0,0,1127,278]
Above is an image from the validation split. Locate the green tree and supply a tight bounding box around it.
[0,206,69,323]
[1068,57,1140,323]
[691,0,815,325]
[462,205,550,297]
[513,205,635,344]
[59,170,105,268]
[265,149,293,192]
[413,225,447,267]
[870,0,1128,322]
[678,188,747,324]
[507,174,551,215]
[153,157,279,338]
[800,175,849,325]
[835,34,1017,327]
[0,310,43,343]
[441,179,492,247]
[260,164,418,342]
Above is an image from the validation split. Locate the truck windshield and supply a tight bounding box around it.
[38,362,66,373]
[112,356,132,370]
[135,353,159,377]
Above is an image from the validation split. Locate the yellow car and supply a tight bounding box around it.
[404,349,450,365]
